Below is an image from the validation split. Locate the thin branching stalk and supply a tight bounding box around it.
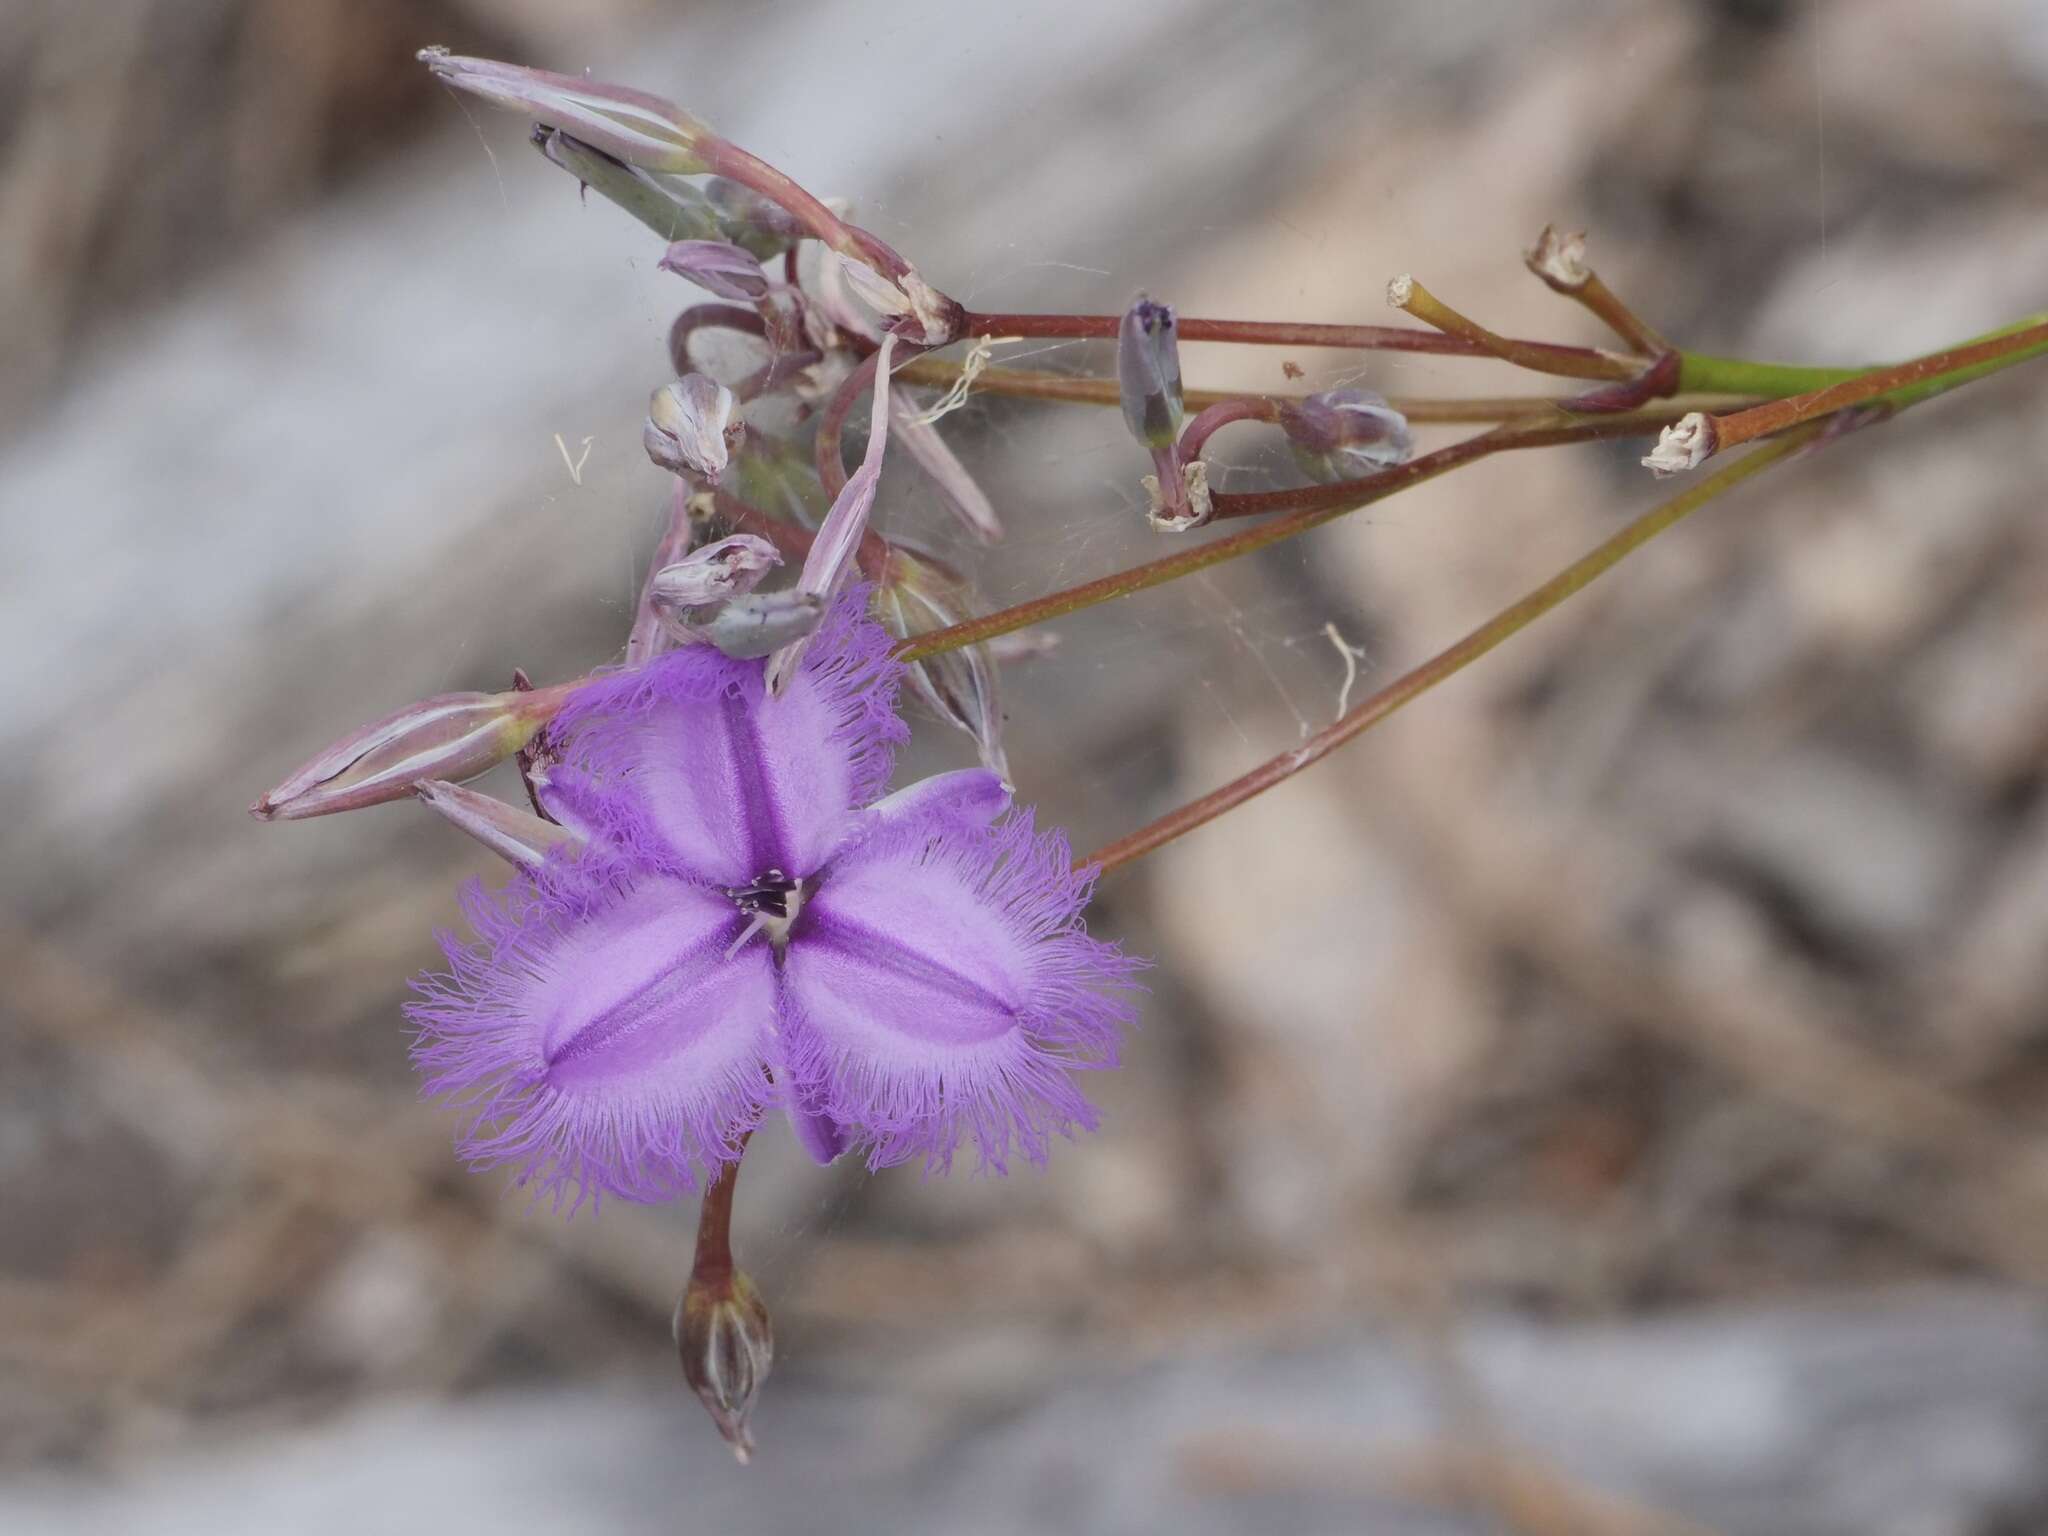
[1682,315,2048,462]
[1084,425,1825,874]
[959,310,1630,376]
[890,357,1761,423]
[893,408,1701,663]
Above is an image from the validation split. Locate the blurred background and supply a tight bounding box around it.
[5,0,2048,1530]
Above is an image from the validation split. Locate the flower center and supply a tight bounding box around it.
[724,868,807,960]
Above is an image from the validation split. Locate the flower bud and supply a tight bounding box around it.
[1278,389,1414,483]
[647,534,782,615]
[675,1266,774,1464]
[252,683,575,822]
[533,129,725,244]
[1118,295,1184,450]
[687,590,826,658]
[419,49,713,173]
[645,375,740,482]
[659,240,772,304]
[702,178,809,252]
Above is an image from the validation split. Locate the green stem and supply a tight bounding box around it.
[1880,313,2048,408]
[1676,353,1867,396]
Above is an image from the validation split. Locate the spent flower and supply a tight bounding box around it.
[646,375,741,482]
[647,534,783,613]
[660,240,773,304]
[1279,389,1414,483]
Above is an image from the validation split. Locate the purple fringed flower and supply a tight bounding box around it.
[408,590,1141,1207]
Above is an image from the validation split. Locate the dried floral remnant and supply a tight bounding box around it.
[660,240,772,303]
[646,375,742,482]
[1280,389,1415,483]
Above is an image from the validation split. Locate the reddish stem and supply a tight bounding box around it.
[1084,426,1824,875]
[670,303,766,374]
[1699,318,2048,454]
[960,310,1619,374]
[1178,396,1281,462]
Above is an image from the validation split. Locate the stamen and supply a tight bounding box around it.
[725,914,770,959]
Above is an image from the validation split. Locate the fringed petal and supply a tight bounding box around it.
[538,588,906,883]
[781,809,1143,1174]
[407,869,775,1209]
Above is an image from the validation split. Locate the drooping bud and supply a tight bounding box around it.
[676,1265,773,1464]
[419,49,713,173]
[875,547,1010,780]
[252,683,576,821]
[1118,295,1185,450]
[1278,389,1414,483]
[646,533,782,616]
[659,240,772,304]
[688,590,826,658]
[414,779,584,868]
[677,1153,771,1462]
[645,375,741,482]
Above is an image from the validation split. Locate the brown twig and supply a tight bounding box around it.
[1388,275,1639,382]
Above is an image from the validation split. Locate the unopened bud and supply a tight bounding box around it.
[647,534,782,615]
[1118,295,1185,450]
[252,683,575,821]
[419,49,712,173]
[676,1267,774,1464]
[687,589,825,658]
[534,129,724,244]
[1279,389,1414,483]
[702,178,809,251]
[659,240,771,304]
[645,375,741,482]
